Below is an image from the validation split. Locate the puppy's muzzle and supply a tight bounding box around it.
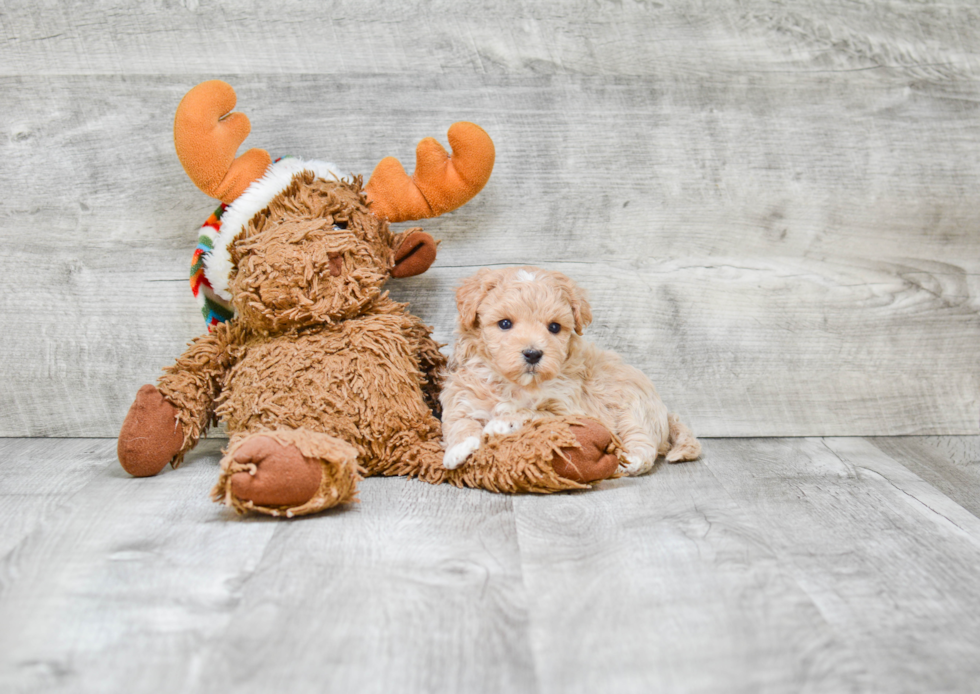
[522,349,543,365]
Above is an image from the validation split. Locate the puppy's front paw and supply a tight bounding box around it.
[622,450,656,476]
[483,418,524,437]
[443,436,481,470]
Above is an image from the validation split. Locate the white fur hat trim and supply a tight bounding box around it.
[204,157,342,300]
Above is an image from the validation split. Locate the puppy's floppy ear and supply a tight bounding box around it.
[456,268,500,331]
[551,271,592,334]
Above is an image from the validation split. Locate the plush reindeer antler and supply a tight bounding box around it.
[365,122,495,223]
[174,80,272,204]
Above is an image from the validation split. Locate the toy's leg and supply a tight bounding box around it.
[354,409,620,494]
[441,417,622,494]
[362,415,447,482]
[118,385,185,477]
[211,428,362,518]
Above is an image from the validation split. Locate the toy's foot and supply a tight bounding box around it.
[552,419,620,484]
[213,429,361,517]
[228,436,323,508]
[118,384,185,477]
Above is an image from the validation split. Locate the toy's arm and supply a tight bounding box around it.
[402,314,447,418]
[118,323,236,476]
[157,322,236,457]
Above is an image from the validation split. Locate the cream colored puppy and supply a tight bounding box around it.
[440,266,701,474]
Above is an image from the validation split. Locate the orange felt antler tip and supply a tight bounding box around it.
[174,80,271,204]
[365,121,495,223]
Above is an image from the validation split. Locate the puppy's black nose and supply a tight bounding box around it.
[522,349,543,365]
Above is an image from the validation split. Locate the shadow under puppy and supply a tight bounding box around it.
[441,266,701,475]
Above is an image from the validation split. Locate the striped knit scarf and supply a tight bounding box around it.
[190,205,235,330]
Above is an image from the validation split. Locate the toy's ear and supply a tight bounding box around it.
[549,270,592,334]
[391,229,438,278]
[455,268,500,331]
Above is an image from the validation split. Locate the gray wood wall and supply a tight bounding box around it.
[2,1,978,438]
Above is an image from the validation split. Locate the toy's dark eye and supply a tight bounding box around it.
[498,319,512,330]
[548,322,562,334]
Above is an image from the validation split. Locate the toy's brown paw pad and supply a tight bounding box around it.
[118,384,184,478]
[229,436,322,507]
[553,419,620,484]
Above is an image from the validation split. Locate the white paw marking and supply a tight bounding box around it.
[443,436,481,470]
[622,452,655,476]
[483,418,523,437]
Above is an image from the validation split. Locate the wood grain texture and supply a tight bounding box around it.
[513,436,980,693]
[512,452,870,694]
[706,437,980,693]
[1,1,978,77]
[3,436,980,692]
[2,72,978,437]
[2,1,979,437]
[0,438,535,694]
[0,438,117,571]
[0,438,284,694]
[190,481,535,694]
[870,435,980,518]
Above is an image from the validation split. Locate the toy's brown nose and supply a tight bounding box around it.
[522,349,543,365]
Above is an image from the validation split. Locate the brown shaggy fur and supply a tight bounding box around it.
[138,175,591,517]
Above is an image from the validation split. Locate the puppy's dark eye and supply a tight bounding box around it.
[548,322,562,334]
[498,319,512,330]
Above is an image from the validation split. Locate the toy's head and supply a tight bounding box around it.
[175,80,495,332]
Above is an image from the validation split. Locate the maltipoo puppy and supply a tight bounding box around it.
[440,266,701,474]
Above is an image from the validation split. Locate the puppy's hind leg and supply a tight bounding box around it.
[616,396,669,476]
[665,414,701,463]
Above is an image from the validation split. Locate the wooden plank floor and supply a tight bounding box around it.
[1,436,978,693]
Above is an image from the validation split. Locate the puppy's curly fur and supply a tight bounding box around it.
[441,266,701,475]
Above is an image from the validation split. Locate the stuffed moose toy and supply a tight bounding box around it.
[117,80,621,517]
